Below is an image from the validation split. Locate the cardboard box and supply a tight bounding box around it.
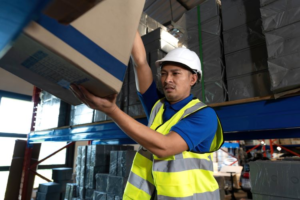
[0,0,145,105]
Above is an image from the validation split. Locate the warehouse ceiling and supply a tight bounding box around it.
[143,0,208,24]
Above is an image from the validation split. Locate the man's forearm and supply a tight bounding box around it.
[108,106,168,157]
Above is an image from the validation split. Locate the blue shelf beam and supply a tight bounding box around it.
[29,96,300,143]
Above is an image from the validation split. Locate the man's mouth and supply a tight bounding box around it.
[164,86,175,92]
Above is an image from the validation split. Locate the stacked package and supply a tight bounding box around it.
[260,0,300,92]
[222,0,272,101]
[250,160,300,199]
[175,0,226,103]
[35,91,70,131]
[138,12,166,36]
[75,145,135,200]
[70,104,94,126]
[36,168,73,200]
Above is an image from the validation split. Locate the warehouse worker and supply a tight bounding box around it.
[71,32,223,200]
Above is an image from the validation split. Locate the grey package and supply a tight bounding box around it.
[142,28,178,47]
[81,146,87,167]
[64,183,78,200]
[260,0,300,32]
[252,194,297,200]
[260,0,277,6]
[227,70,272,101]
[266,35,300,59]
[93,191,107,200]
[85,188,94,200]
[221,0,261,31]
[117,151,136,178]
[76,146,82,166]
[36,192,60,200]
[70,104,94,126]
[79,187,85,199]
[250,161,300,199]
[225,45,268,79]
[265,21,300,46]
[52,168,73,181]
[38,182,61,194]
[268,52,300,92]
[86,165,108,189]
[175,0,219,29]
[109,151,118,176]
[191,80,227,104]
[223,19,266,54]
[95,174,126,196]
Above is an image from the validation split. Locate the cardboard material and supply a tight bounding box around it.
[0,0,145,105]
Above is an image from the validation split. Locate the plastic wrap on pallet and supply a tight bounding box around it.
[227,70,272,101]
[81,146,87,167]
[175,0,219,30]
[36,192,60,200]
[52,168,73,181]
[192,80,227,104]
[223,19,266,54]
[222,0,261,31]
[250,161,300,199]
[107,175,125,197]
[86,166,108,189]
[265,21,300,46]
[79,187,85,199]
[109,151,118,176]
[76,146,82,165]
[260,0,300,32]
[225,45,268,79]
[268,52,300,92]
[93,110,107,123]
[93,191,107,200]
[260,0,277,6]
[142,28,178,47]
[189,35,223,62]
[38,182,61,194]
[85,188,94,200]
[202,58,225,82]
[138,22,147,36]
[35,91,68,131]
[266,35,300,59]
[64,183,78,200]
[70,104,94,126]
[117,150,136,178]
[253,194,295,200]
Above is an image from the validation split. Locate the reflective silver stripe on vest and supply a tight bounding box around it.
[178,102,207,121]
[157,189,220,200]
[128,172,155,196]
[148,100,164,127]
[153,158,213,172]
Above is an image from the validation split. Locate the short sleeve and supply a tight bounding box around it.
[170,107,218,152]
[137,81,163,119]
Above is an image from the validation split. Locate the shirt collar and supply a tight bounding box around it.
[164,94,194,111]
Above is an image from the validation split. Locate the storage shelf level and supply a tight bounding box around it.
[28,95,300,144]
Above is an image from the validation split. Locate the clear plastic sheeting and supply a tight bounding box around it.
[250,161,300,199]
[138,12,166,36]
[265,21,300,46]
[93,110,107,123]
[70,104,94,126]
[223,19,266,54]
[221,0,261,31]
[225,45,268,79]
[268,52,300,92]
[227,70,272,101]
[192,80,227,104]
[260,0,300,32]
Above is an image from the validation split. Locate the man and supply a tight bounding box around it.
[71,32,223,200]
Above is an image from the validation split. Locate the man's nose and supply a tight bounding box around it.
[164,74,173,83]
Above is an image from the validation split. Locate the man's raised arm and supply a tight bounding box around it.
[131,32,153,94]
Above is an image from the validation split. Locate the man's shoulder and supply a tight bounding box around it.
[186,106,217,120]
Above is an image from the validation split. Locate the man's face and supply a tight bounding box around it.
[160,64,197,104]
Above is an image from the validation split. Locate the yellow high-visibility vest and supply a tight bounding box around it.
[123,98,224,200]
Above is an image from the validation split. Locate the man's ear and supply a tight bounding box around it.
[190,73,198,86]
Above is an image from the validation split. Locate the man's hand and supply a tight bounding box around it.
[70,84,118,115]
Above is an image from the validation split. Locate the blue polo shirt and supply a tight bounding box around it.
[137,81,218,153]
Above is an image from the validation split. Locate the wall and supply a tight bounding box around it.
[0,68,33,96]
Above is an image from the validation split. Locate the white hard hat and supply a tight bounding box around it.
[155,48,202,79]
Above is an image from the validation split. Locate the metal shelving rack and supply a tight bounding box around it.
[29,95,300,144]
